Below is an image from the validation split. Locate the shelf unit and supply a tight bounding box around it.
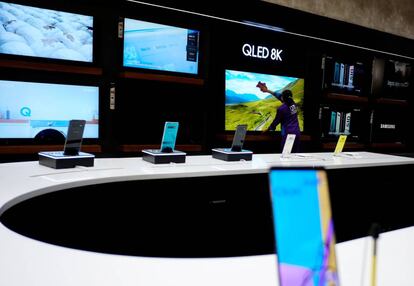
[369,142,407,150]
[323,92,369,103]
[0,59,103,75]
[374,98,409,107]
[119,71,205,85]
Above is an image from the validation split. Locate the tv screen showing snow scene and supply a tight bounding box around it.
[225,69,304,132]
[0,1,93,62]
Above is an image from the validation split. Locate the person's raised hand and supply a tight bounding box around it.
[256,81,268,93]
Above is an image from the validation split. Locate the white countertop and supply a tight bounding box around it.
[1,151,414,285]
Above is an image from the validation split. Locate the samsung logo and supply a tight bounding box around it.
[380,124,396,129]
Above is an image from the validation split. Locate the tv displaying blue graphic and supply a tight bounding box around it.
[225,69,304,131]
[0,80,99,138]
[123,18,199,75]
[0,1,93,62]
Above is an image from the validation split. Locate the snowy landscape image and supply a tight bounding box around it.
[0,2,93,62]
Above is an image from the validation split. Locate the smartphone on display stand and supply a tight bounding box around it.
[63,120,86,156]
[268,167,340,286]
[230,124,247,152]
[160,122,179,153]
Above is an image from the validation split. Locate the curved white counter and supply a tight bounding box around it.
[1,152,414,285]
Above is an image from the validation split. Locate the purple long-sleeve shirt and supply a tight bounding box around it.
[269,103,301,136]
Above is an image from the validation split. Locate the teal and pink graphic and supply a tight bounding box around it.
[269,169,339,286]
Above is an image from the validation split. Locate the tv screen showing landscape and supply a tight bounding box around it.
[225,69,304,131]
[0,1,93,62]
[123,18,199,75]
[0,80,99,139]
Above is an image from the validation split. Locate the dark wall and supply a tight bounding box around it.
[1,0,413,156]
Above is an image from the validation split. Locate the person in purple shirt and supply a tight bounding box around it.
[257,82,301,152]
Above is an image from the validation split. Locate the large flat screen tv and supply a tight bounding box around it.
[0,1,93,62]
[225,69,304,131]
[322,55,366,96]
[123,18,199,75]
[0,80,99,139]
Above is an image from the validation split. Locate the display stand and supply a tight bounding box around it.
[38,151,95,169]
[142,149,186,164]
[211,148,253,161]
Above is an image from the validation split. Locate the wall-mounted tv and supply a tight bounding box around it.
[0,80,99,139]
[371,108,405,143]
[322,55,366,95]
[0,1,93,62]
[372,58,412,100]
[319,105,362,141]
[123,18,199,75]
[225,69,304,131]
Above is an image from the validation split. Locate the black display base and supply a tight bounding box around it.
[142,149,186,164]
[38,151,95,169]
[212,148,253,161]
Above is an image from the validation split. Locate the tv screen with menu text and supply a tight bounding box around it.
[123,18,199,75]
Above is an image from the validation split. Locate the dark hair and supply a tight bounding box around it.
[281,90,295,106]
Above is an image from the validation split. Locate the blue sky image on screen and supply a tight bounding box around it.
[225,70,304,131]
[0,80,99,138]
[123,18,199,74]
[0,1,93,62]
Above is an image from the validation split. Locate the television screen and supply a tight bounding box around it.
[371,108,405,143]
[0,1,93,62]
[319,105,362,140]
[123,18,199,75]
[322,56,366,95]
[383,59,412,99]
[225,69,304,131]
[0,80,99,139]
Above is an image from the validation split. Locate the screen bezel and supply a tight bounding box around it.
[0,1,95,65]
[268,166,340,286]
[121,16,202,78]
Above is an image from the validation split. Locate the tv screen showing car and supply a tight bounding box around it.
[0,1,93,62]
[0,80,99,139]
[123,18,199,75]
[225,69,304,131]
